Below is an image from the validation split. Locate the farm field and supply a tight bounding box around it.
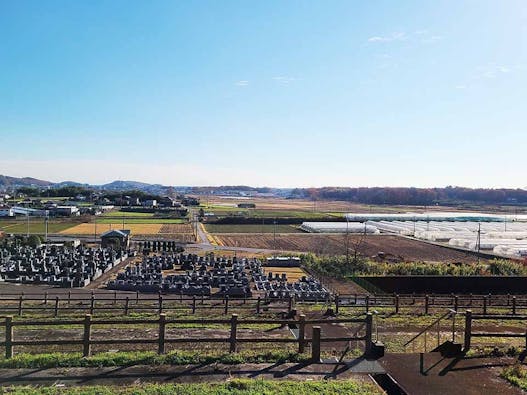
[96,218,187,224]
[205,224,302,233]
[0,219,77,234]
[213,234,485,263]
[60,223,194,238]
[101,211,155,217]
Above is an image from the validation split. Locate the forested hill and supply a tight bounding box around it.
[291,187,527,206]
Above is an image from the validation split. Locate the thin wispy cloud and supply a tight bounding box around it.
[235,80,249,86]
[272,76,297,85]
[368,30,442,44]
[455,63,514,89]
[368,32,407,43]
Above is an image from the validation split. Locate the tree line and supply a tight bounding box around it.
[291,186,527,206]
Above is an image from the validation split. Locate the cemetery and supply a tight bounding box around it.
[0,239,130,288]
[107,253,330,301]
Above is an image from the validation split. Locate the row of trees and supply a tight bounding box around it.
[292,186,527,206]
[301,254,527,278]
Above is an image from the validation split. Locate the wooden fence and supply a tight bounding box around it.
[1,292,527,317]
[0,314,372,362]
[463,310,527,352]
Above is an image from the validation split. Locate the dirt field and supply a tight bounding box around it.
[60,223,194,237]
[213,234,484,263]
[262,266,307,282]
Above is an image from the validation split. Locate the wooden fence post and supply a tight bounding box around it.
[18,296,23,316]
[288,295,293,313]
[512,296,517,315]
[454,296,459,312]
[463,310,472,353]
[192,296,196,314]
[256,297,261,314]
[311,326,321,362]
[483,295,487,315]
[90,296,95,315]
[229,314,238,353]
[395,294,400,314]
[54,296,59,318]
[425,295,429,315]
[158,314,166,355]
[68,291,71,305]
[5,316,13,359]
[158,295,163,315]
[335,294,340,315]
[365,312,373,356]
[83,314,92,357]
[44,292,48,305]
[224,296,229,315]
[124,297,129,316]
[298,314,306,353]
[365,295,370,313]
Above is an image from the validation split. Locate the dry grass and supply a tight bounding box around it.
[262,266,307,282]
[60,223,163,236]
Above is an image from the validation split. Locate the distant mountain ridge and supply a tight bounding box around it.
[0,175,54,188]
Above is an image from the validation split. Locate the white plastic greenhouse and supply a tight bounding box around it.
[300,222,380,234]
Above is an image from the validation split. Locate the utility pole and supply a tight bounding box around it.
[44,215,49,243]
[345,217,350,264]
[26,211,29,237]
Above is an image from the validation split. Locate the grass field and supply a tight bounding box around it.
[0,379,380,395]
[0,220,76,234]
[205,224,302,233]
[96,218,187,224]
[101,211,155,218]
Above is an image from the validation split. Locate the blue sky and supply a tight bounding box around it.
[1,1,526,187]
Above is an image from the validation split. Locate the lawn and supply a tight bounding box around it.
[0,379,381,395]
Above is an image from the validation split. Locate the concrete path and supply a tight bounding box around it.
[380,353,523,395]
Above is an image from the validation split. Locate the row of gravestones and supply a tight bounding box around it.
[0,242,129,288]
[108,254,255,296]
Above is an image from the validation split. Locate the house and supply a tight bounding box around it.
[52,206,80,216]
[159,196,176,207]
[142,199,157,207]
[0,207,14,217]
[100,229,130,249]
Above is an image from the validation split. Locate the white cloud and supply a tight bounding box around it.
[368,32,407,43]
[272,76,297,85]
[235,80,249,86]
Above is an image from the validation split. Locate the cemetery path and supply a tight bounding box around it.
[0,363,380,386]
[380,353,523,395]
[85,256,136,290]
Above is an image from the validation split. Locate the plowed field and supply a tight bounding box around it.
[214,234,485,263]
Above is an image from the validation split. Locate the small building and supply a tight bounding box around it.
[0,207,14,217]
[143,199,157,207]
[265,256,301,267]
[238,203,256,209]
[100,229,130,249]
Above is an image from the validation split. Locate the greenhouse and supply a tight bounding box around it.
[299,222,380,234]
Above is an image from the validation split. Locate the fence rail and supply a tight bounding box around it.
[0,313,372,362]
[1,291,527,317]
